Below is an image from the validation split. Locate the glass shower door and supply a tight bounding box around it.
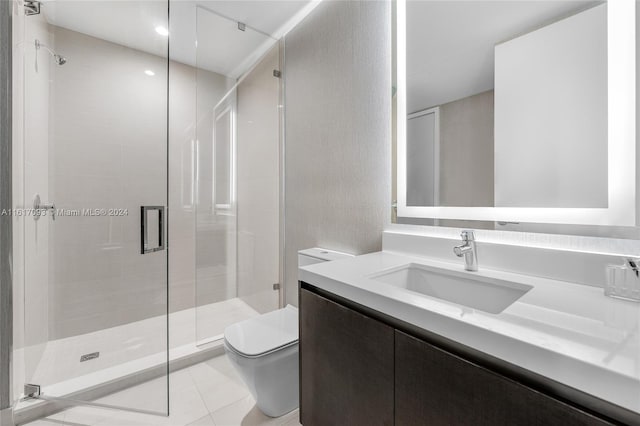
[193,4,282,345]
[19,0,169,415]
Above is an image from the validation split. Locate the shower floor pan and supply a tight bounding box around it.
[13,298,260,424]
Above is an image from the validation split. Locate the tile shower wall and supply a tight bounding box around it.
[169,60,234,314]
[48,26,166,339]
[44,26,231,340]
[284,0,392,305]
[236,44,280,313]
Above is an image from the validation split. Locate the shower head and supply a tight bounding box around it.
[53,54,67,66]
[35,39,67,66]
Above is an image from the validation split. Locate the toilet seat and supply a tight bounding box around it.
[224,304,298,358]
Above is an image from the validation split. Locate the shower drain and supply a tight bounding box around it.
[80,352,100,362]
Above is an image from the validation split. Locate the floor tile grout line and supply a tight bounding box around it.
[190,376,218,422]
[208,394,254,422]
[185,362,249,413]
[168,368,213,426]
[185,413,217,426]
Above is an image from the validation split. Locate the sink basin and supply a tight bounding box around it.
[370,263,532,314]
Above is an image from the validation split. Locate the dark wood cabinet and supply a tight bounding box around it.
[395,330,612,426]
[299,287,395,426]
[299,283,625,426]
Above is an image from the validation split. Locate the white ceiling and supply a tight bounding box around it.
[195,1,312,35]
[407,0,599,113]
[41,0,310,78]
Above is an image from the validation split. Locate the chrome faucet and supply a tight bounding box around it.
[453,230,478,271]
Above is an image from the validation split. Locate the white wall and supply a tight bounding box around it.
[284,0,392,305]
[494,4,608,208]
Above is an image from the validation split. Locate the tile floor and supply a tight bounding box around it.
[22,354,301,426]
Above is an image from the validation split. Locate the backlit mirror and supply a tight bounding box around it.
[393,0,637,230]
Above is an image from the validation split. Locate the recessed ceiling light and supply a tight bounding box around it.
[155,26,169,36]
[144,70,155,76]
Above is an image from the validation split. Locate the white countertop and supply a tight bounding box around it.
[299,251,640,414]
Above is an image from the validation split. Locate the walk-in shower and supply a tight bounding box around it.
[9,0,308,422]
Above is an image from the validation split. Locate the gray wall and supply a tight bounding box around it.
[284,0,391,305]
[439,90,494,207]
[398,90,495,230]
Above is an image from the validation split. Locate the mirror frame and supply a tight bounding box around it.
[395,0,637,227]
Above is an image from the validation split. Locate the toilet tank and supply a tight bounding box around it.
[298,248,353,268]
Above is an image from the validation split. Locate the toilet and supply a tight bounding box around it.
[223,247,353,417]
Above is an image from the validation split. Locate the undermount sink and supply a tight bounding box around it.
[370,263,532,314]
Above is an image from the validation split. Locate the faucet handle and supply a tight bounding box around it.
[460,230,475,241]
[33,193,56,221]
[624,257,640,277]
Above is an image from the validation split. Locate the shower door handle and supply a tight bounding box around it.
[141,206,165,254]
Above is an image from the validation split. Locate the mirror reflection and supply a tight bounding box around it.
[402,1,608,211]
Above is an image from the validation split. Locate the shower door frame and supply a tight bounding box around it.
[0,0,14,418]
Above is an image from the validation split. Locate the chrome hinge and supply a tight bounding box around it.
[23,384,41,399]
[237,22,246,32]
[24,1,41,16]
[273,283,281,290]
[273,70,282,78]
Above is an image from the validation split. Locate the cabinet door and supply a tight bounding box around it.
[300,288,394,426]
[395,331,612,426]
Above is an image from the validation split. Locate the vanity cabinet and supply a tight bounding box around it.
[299,286,395,426]
[395,331,610,426]
[300,285,614,426]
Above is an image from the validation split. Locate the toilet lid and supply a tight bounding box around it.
[224,305,299,357]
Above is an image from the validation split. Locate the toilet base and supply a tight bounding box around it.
[224,341,299,418]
